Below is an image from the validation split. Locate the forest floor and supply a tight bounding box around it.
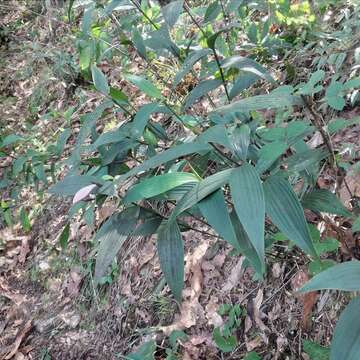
[1,1,360,360]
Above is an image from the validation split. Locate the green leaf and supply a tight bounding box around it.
[157,221,184,302]
[230,164,265,267]
[116,142,211,184]
[301,261,360,292]
[168,168,234,223]
[67,0,75,22]
[298,70,325,95]
[243,352,262,360]
[161,0,183,28]
[230,211,264,275]
[213,327,237,353]
[125,74,162,99]
[173,49,211,87]
[126,340,156,360]
[20,207,31,233]
[132,28,147,59]
[59,223,70,249]
[255,141,288,174]
[125,172,199,203]
[131,103,163,139]
[308,259,336,276]
[313,238,339,256]
[1,134,23,147]
[302,189,351,217]
[198,190,238,249]
[215,93,303,114]
[197,124,233,149]
[229,125,250,161]
[263,175,317,257]
[222,55,274,84]
[109,87,128,104]
[94,208,139,283]
[330,296,360,360]
[49,175,100,196]
[204,1,221,23]
[303,340,330,360]
[183,79,222,110]
[325,81,345,111]
[229,73,259,99]
[353,216,360,233]
[91,65,110,95]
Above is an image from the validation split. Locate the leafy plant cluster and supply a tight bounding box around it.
[1,0,360,358]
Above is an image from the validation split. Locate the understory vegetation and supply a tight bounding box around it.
[1,0,360,359]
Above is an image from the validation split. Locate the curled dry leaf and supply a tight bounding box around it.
[221,257,245,292]
[18,237,30,264]
[72,184,97,204]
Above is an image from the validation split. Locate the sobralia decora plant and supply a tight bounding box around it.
[48,1,360,358]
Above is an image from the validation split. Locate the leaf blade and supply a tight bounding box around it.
[157,221,184,302]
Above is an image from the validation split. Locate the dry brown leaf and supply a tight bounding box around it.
[2,320,32,360]
[339,169,360,207]
[221,257,244,292]
[18,237,30,264]
[66,269,83,297]
[245,335,262,351]
[252,289,269,332]
[205,295,223,328]
[160,242,208,335]
[291,269,318,330]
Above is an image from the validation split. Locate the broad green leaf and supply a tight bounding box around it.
[183,79,222,110]
[343,76,360,90]
[124,172,199,203]
[197,124,233,149]
[125,74,162,99]
[255,141,288,174]
[157,221,184,302]
[49,175,101,196]
[263,175,317,257]
[94,208,139,282]
[59,223,70,249]
[168,168,234,223]
[328,117,360,134]
[1,134,23,147]
[91,65,110,95]
[303,340,330,360]
[313,237,339,256]
[230,164,265,266]
[215,93,303,114]
[131,103,167,138]
[116,142,211,184]
[229,125,250,161]
[173,49,211,87]
[222,55,274,83]
[161,0,183,28]
[308,259,336,276]
[213,327,237,353]
[302,189,351,217]
[126,340,156,360]
[297,70,325,95]
[287,148,329,173]
[325,81,345,110]
[198,190,238,249]
[301,261,360,292]
[243,352,262,360]
[229,73,259,99]
[330,296,360,360]
[145,26,180,58]
[109,87,128,104]
[132,28,147,59]
[204,1,221,23]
